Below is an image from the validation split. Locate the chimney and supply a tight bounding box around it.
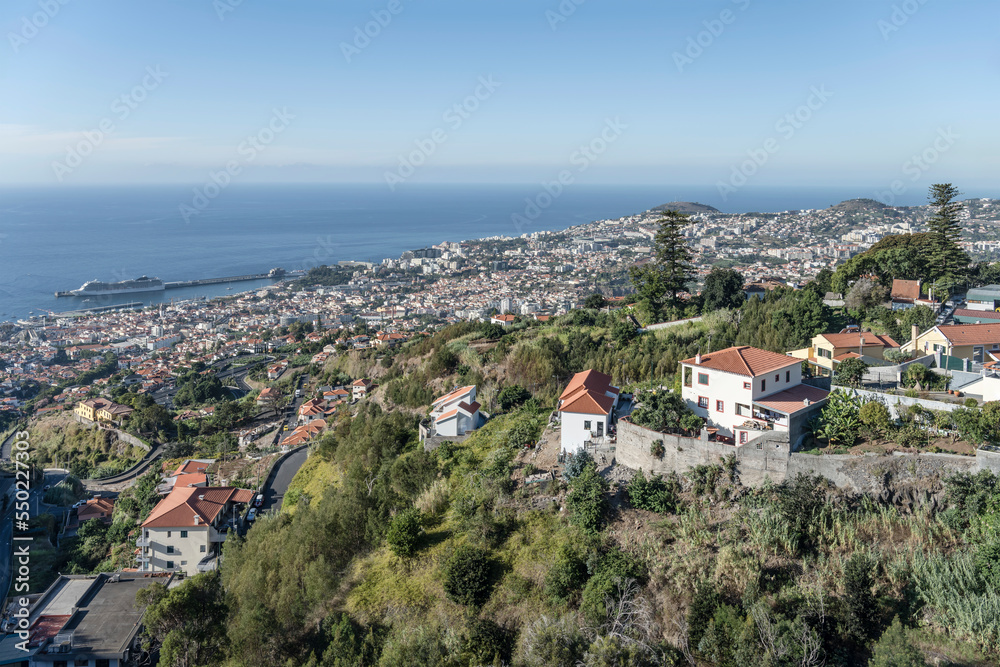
[193,515,200,525]
[695,352,702,364]
[198,495,205,501]
[911,324,919,344]
[803,398,810,406]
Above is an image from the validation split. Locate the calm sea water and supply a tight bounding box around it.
[0,183,960,322]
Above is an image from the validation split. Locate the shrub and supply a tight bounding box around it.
[868,617,927,667]
[544,545,588,601]
[563,451,593,481]
[649,439,665,459]
[497,384,531,412]
[443,544,494,607]
[566,462,608,535]
[516,615,587,667]
[386,509,422,559]
[687,579,720,650]
[859,401,893,438]
[965,397,979,408]
[464,618,512,665]
[628,470,681,514]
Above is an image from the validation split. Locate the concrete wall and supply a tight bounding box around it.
[862,354,934,383]
[616,419,789,487]
[842,387,961,418]
[616,417,991,493]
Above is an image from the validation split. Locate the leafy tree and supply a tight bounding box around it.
[497,384,531,412]
[584,293,607,309]
[480,322,506,339]
[566,459,608,534]
[844,552,878,640]
[900,305,936,337]
[868,617,927,667]
[545,545,588,601]
[563,450,594,481]
[630,210,694,320]
[777,473,827,554]
[926,183,970,287]
[813,390,865,446]
[702,267,746,312]
[386,509,422,559]
[137,572,228,667]
[836,358,869,388]
[628,469,681,514]
[464,618,512,665]
[611,318,638,348]
[443,544,494,607]
[630,391,702,435]
[687,579,720,650]
[845,278,890,315]
[859,400,893,439]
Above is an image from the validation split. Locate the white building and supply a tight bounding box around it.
[558,369,619,454]
[430,385,484,437]
[679,346,828,446]
[137,485,254,576]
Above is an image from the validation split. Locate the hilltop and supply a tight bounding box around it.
[650,201,721,215]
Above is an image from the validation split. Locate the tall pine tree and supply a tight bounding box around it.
[926,183,969,287]
[630,210,694,321]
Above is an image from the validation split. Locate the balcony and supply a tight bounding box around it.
[137,552,150,563]
[136,537,151,548]
[750,406,787,427]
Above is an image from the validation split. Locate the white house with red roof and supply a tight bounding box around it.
[137,485,254,576]
[491,314,516,327]
[430,385,484,437]
[352,378,374,400]
[558,370,620,453]
[680,346,828,446]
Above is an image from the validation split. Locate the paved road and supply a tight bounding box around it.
[260,447,308,514]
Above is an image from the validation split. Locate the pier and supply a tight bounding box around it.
[55,268,302,297]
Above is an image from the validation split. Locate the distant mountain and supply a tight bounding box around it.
[650,201,721,215]
[827,198,892,212]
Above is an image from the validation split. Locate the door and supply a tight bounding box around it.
[596,421,604,437]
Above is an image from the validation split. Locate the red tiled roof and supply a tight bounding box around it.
[142,486,249,528]
[681,346,797,378]
[433,385,475,407]
[891,279,921,301]
[172,460,211,476]
[559,369,618,416]
[755,384,829,415]
[936,322,1000,345]
[819,332,900,349]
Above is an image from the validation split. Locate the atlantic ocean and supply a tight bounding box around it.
[0,183,936,322]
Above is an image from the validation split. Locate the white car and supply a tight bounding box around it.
[72,500,87,509]
[254,494,264,507]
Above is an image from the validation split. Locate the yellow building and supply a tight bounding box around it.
[902,323,1000,364]
[96,402,135,425]
[789,331,900,376]
[75,398,111,421]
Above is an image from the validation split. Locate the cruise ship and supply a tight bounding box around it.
[66,276,165,297]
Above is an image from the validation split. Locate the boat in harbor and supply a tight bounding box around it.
[58,275,165,297]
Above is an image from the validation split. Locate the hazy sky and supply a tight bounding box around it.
[1,0,998,188]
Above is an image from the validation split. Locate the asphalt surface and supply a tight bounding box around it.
[260,446,308,515]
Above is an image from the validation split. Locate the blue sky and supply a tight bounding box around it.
[1,0,998,189]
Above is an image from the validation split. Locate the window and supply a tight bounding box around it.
[180,530,188,538]
[166,561,175,569]
[75,660,89,667]
[743,382,751,389]
[167,545,175,554]
[54,662,67,667]
[583,420,591,430]
[698,396,709,409]
[683,366,693,387]
[716,400,724,412]
[200,545,206,552]
[786,370,790,382]
[774,374,779,382]
[697,373,709,385]
[739,431,748,444]
[167,531,171,538]
[98,660,111,667]
[756,441,763,450]
[761,379,766,391]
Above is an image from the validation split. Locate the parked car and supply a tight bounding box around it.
[247,508,257,522]
[72,500,87,509]
[254,494,264,507]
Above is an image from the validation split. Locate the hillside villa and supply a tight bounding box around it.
[558,370,620,454]
[902,322,1000,366]
[680,346,828,446]
[428,385,485,438]
[789,330,901,377]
